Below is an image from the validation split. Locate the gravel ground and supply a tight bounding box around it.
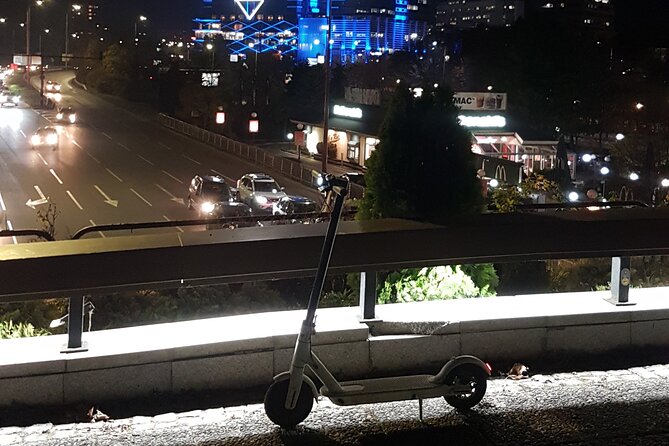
[2,363,669,445]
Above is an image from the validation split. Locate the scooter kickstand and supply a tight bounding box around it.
[418,398,423,422]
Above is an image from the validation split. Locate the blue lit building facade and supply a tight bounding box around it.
[193,0,430,62]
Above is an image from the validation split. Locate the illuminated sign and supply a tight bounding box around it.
[333,105,363,119]
[234,0,265,20]
[458,115,507,128]
[201,71,220,87]
[454,92,507,111]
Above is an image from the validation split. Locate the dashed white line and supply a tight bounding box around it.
[49,169,64,185]
[89,219,106,238]
[36,152,48,166]
[158,142,173,151]
[118,142,131,152]
[72,140,82,149]
[162,170,183,184]
[130,188,153,207]
[87,152,101,164]
[106,168,123,182]
[0,192,6,211]
[66,190,83,210]
[182,154,201,165]
[5,220,17,244]
[137,154,154,166]
[19,130,26,138]
[211,169,236,184]
[102,132,113,140]
[163,215,184,233]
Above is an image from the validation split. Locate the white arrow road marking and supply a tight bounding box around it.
[6,220,17,244]
[0,192,6,211]
[137,154,154,166]
[49,169,63,184]
[182,154,201,165]
[94,185,118,207]
[106,168,123,182]
[155,184,185,205]
[162,170,183,184]
[19,130,26,138]
[102,132,113,140]
[89,219,105,238]
[130,188,152,207]
[158,142,173,151]
[87,152,100,164]
[36,152,48,165]
[66,190,83,210]
[118,142,131,152]
[163,215,184,233]
[26,185,49,208]
[211,169,235,184]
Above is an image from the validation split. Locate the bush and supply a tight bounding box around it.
[379,266,484,304]
[0,320,50,339]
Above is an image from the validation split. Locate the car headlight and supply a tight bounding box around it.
[55,85,61,91]
[255,195,268,204]
[12,96,19,103]
[31,135,41,145]
[46,134,58,145]
[69,114,76,123]
[56,113,63,120]
[201,201,215,214]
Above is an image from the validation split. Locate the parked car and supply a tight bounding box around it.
[55,107,76,124]
[45,80,61,92]
[187,174,251,219]
[273,195,320,215]
[237,173,288,214]
[0,89,20,107]
[30,126,59,149]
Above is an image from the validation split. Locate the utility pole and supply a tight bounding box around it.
[320,0,332,174]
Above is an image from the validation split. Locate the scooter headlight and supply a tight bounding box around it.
[201,201,215,214]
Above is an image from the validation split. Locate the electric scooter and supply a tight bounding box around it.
[264,174,492,428]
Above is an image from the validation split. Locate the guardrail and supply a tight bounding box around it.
[157,114,365,200]
[2,208,669,353]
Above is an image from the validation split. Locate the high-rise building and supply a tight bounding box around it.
[435,0,525,29]
[525,0,615,39]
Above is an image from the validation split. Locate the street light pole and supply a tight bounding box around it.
[320,0,332,174]
[26,3,31,68]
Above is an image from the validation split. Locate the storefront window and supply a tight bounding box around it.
[365,137,379,160]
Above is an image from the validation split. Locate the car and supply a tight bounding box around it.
[45,80,61,92]
[0,89,20,107]
[237,173,288,214]
[187,174,252,219]
[344,172,366,187]
[30,126,59,149]
[55,107,76,124]
[273,195,320,215]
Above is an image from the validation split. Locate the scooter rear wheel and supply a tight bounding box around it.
[444,364,487,410]
[264,377,314,428]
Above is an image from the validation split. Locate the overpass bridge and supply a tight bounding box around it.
[1,208,669,409]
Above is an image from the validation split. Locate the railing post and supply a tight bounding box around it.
[607,256,635,306]
[63,295,88,352]
[359,271,377,320]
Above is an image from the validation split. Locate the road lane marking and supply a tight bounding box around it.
[137,154,154,166]
[94,185,118,207]
[49,169,63,184]
[118,142,131,152]
[66,190,83,210]
[162,170,183,184]
[72,139,82,149]
[0,192,6,211]
[19,130,26,138]
[87,152,101,164]
[6,220,17,244]
[89,219,106,238]
[155,184,185,205]
[36,152,48,165]
[106,168,123,182]
[211,169,235,184]
[182,154,201,165]
[163,215,184,233]
[102,132,113,140]
[34,186,46,200]
[158,142,173,151]
[130,188,152,207]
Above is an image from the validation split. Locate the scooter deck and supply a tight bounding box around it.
[321,374,453,406]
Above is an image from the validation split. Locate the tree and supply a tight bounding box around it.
[359,84,482,222]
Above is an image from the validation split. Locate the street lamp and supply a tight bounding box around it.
[635,102,644,110]
[38,28,49,54]
[65,4,82,67]
[134,15,147,44]
[205,42,214,68]
[26,0,47,69]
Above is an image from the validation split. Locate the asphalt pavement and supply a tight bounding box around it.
[2,363,669,445]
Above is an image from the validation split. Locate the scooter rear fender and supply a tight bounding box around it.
[272,371,320,400]
[428,355,491,384]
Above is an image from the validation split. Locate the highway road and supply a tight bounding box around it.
[0,70,320,243]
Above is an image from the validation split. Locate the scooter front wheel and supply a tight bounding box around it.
[264,377,314,428]
[444,364,487,410]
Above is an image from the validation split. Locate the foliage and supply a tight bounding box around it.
[379,266,484,304]
[36,202,59,239]
[359,84,482,223]
[321,288,357,308]
[0,320,50,339]
[490,174,564,212]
